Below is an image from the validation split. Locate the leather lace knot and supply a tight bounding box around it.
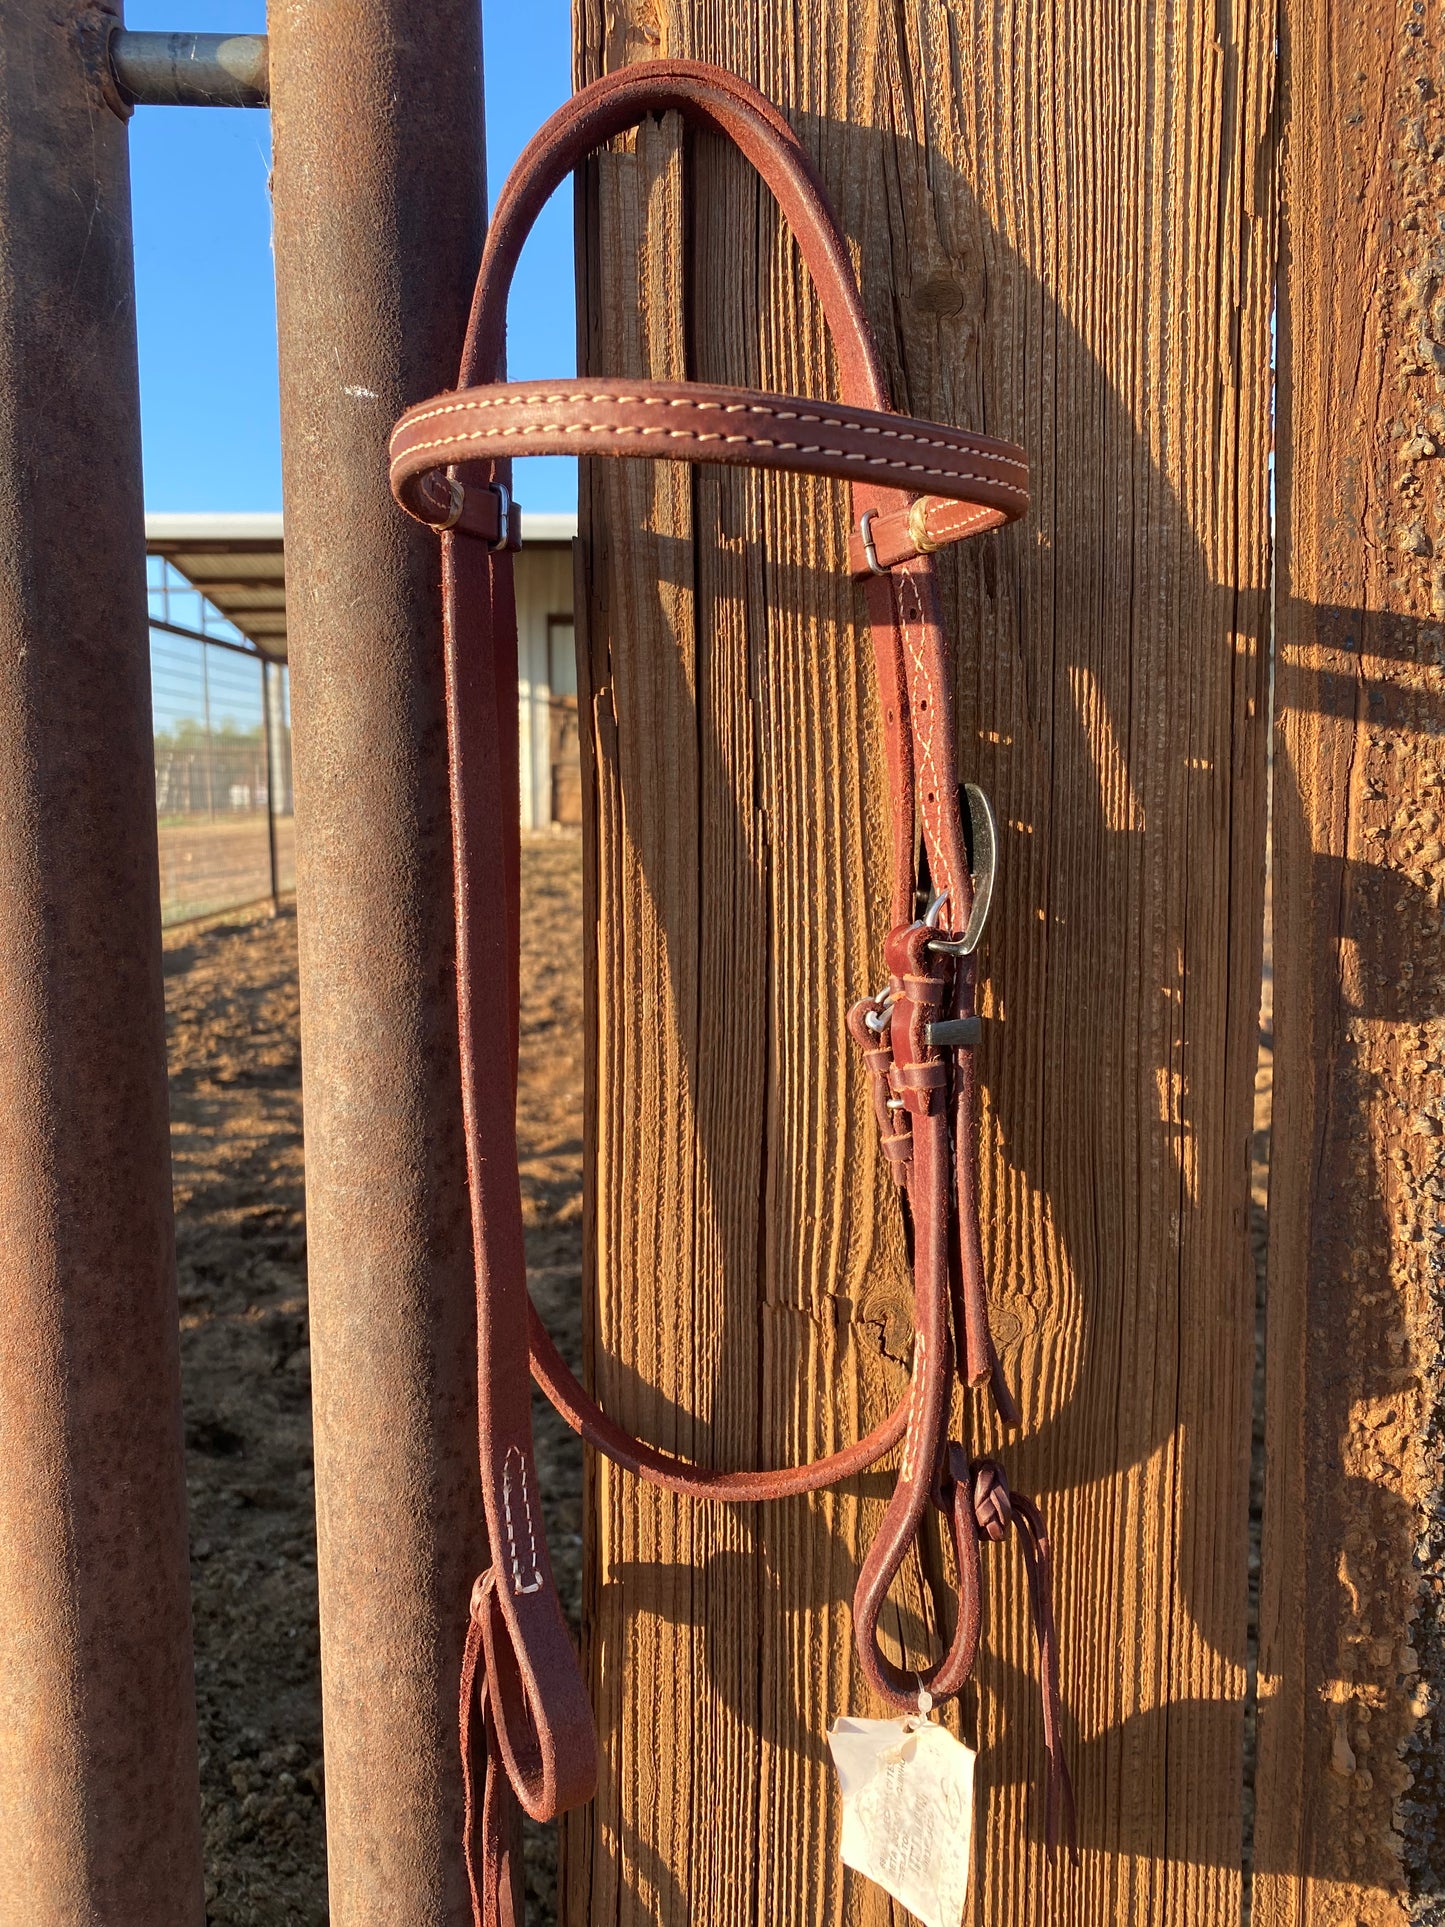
[939,1449,1077,1859]
[970,1457,1013,1541]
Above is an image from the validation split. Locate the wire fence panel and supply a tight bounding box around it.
[150,619,294,926]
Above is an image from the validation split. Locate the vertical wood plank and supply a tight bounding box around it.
[1255,2,1445,1919]
[567,4,1274,1922]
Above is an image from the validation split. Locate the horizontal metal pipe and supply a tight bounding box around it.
[110,29,268,108]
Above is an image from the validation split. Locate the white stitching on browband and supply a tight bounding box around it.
[395,420,1029,502]
[501,1446,545,1596]
[391,390,1029,475]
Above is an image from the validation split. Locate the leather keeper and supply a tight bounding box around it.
[901,973,946,1009]
[413,472,522,548]
[890,1061,948,1090]
[889,1059,948,1114]
[847,493,1015,577]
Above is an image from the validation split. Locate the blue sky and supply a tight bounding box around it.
[129,1,576,513]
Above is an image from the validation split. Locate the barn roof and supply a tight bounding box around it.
[145,510,577,663]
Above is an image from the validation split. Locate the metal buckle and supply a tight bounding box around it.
[925,784,998,956]
[434,477,516,549]
[487,481,513,551]
[858,509,887,576]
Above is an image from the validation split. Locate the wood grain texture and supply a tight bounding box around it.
[565,4,1274,1922]
[1254,3,1445,1920]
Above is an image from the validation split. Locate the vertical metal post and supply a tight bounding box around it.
[262,657,280,912]
[268,5,487,1920]
[201,640,214,820]
[0,6,204,1925]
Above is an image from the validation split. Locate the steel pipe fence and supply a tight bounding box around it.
[148,557,294,925]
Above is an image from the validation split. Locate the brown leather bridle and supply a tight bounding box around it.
[390,59,1075,1925]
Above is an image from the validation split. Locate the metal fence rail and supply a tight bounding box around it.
[148,557,293,925]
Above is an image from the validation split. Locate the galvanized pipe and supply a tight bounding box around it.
[0,5,205,1924]
[268,4,487,1920]
[109,30,269,109]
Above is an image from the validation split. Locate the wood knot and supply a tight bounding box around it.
[913,272,966,317]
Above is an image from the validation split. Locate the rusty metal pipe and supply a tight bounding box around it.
[0,6,205,1923]
[109,30,269,108]
[268,3,488,1919]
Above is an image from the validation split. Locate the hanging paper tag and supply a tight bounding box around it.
[827,1715,976,1927]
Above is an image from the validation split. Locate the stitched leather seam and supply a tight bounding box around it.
[501,1446,545,1596]
[397,421,1030,501]
[393,392,1029,475]
[924,503,997,540]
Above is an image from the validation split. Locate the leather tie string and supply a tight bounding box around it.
[389,57,1075,1925]
[942,1453,1078,1857]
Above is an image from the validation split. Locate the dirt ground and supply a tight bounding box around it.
[165,835,584,1926]
[159,812,297,927]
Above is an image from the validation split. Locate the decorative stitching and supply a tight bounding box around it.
[501,1446,545,1596]
[391,389,1029,475]
[921,502,998,542]
[395,419,1029,502]
[854,499,1001,569]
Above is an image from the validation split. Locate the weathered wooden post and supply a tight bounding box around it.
[566,6,1273,1923]
[1257,3,1445,1918]
[268,3,488,1920]
[0,4,205,1920]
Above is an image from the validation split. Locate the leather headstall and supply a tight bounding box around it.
[389,58,1076,1926]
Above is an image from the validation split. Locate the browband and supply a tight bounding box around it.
[389,57,1074,1925]
[391,378,1027,566]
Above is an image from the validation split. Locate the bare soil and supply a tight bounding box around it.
[159,812,297,927]
[165,835,585,1926]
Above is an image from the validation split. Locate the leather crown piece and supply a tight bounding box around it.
[390,58,1076,1926]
